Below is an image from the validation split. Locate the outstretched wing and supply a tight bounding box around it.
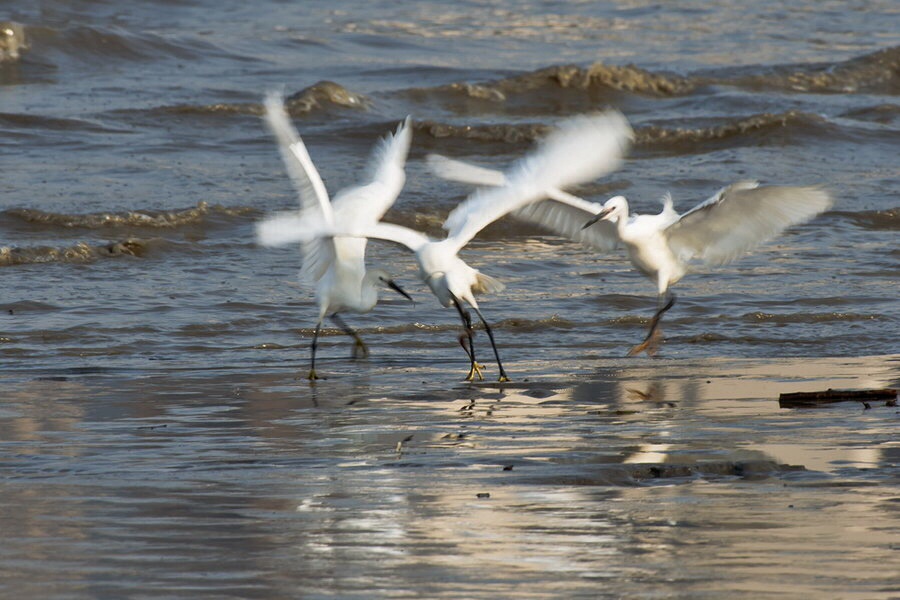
[665,182,833,265]
[262,91,333,223]
[365,222,431,254]
[254,211,336,283]
[426,154,508,187]
[256,215,428,255]
[257,210,339,247]
[512,191,619,251]
[262,91,336,285]
[331,117,413,225]
[442,110,633,250]
[429,154,619,251]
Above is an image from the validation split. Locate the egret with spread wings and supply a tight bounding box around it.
[260,91,413,380]
[429,156,832,356]
[259,110,633,380]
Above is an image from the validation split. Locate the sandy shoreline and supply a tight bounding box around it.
[2,354,897,598]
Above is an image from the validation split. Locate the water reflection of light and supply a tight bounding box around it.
[578,354,898,473]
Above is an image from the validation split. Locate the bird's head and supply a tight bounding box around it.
[368,269,413,303]
[582,195,629,229]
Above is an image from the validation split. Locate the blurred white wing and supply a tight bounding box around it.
[368,117,413,195]
[255,211,337,285]
[262,91,333,223]
[426,154,508,187]
[665,182,833,265]
[429,154,619,251]
[256,211,330,247]
[512,191,620,251]
[256,213,429,254]
[366,222,432,253]
[443,110,633,249]
[262,91,337,286]
[332,117,413,225]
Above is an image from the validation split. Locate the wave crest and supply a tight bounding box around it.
[3,202,256,230]
[503,63,695,96]
[415,120,549,144]
[635,111,825,153]
[411,46,899,107]
[415,111,825,152]
[0,239,154,266]
[836,207,900,231]
[731,46,900,94]
[163,81,369,116]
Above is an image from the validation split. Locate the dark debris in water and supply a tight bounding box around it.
[516,460,807,487]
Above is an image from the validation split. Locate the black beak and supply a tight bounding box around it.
[386,279,414,303]
[582,206,613,230]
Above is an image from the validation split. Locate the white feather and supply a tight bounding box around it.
[428,154,620,251]
[331,117,413,226]
[262,91,333,224]
[512,193,619,251]
[255,212,321,247]
[426,154,508,187]
[442,110,633,249]
[666,183,833,265]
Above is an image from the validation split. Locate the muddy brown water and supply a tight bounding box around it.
[2,1,899,597]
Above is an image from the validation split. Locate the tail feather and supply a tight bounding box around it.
[472,271,506,295]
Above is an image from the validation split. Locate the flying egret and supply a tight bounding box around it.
[259,110,634,381]
[260,91,413,380]
[428,157,832,356]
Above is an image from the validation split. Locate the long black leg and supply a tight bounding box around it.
[628,293,676,357]
[471,306,510,382]
[330,313,368,358]
[308,321,322,380]
[451,295,483,381]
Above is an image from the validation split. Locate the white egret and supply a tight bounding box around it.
[259,110,634,380]
[260,91,413,380]
[428,157,832,356]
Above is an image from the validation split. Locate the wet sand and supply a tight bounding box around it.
[2,355,897,598]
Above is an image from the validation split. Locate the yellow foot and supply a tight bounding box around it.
[627,342,648,357]
[307,369,320,381]
[497,374,511,383]
[465,362,486,382]
[627,329,663,357]
[352,340,369,359]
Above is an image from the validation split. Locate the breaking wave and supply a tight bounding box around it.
[634,111,829,153]
[407,46,899,106]
[414,111,829,152]
[0,238,163,266]
[414,120,550,144]
[2,202,257,230]
[412,62,695,102]
[159,81,369,116]
[727,46,900,94]
[835,207,900,231]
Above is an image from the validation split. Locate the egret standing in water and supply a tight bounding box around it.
[259,111,634,380]
[260,92,413,380]
[580,183,832,354]
[428,157,832,356]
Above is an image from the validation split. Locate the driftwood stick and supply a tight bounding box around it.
[779,388,897,408]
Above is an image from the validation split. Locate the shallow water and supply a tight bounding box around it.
[1,1,899,598]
